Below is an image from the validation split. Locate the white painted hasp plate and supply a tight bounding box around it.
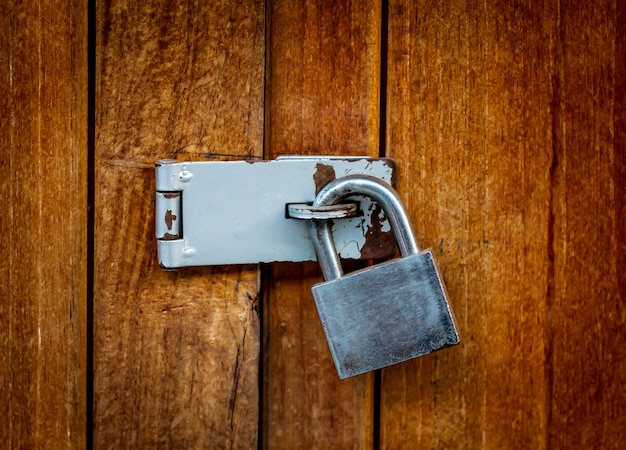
[155,156,397,268]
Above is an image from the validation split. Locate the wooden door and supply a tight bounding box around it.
[1,0,87,448]
[3,0,624,448]
[94,2,264,448]
[381,2,626,447]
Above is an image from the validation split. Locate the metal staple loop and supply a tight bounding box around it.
[286,202,359,220]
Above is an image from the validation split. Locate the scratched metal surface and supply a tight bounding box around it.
[312,250,460,379]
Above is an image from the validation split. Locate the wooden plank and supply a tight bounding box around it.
[382,0,626,448]
[548,0,626,446]
[94,1,264,447]
[0,0,87,448]
[381,0,555,447]
[263,0,381,447]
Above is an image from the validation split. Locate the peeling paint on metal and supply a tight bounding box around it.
[359,201,396,259]
[313,163,337,195]
[156,157,398,266]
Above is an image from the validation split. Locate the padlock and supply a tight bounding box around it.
[309,175,460,379]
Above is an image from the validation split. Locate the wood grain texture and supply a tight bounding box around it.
[94,1,264,447]
[0,0,87,448]
[548,1,626,446]
[263,0,381,447]
[381,0,625,448]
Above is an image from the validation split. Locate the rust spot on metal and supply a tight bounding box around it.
[313,163,337,195]
[163,192,180,199]
[359,202,396,259]
[287,202,359,220]
[161,232,181,240]
[165,209,177,230]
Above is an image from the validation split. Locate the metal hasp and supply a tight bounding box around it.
[155,156,396,268]
[310,175,460,379]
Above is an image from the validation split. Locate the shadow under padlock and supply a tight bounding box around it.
[309,175,460,379]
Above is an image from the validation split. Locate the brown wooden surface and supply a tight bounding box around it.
[381,1,626,448]
[263,0,381,447]
[3,0,623,447]
[0,0,87,448]
[549,1,625,446]
[94,1,264,447]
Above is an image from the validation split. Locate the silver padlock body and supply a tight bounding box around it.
[312,250,460,379]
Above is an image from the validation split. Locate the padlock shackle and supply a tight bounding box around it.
[310,175,420,281]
